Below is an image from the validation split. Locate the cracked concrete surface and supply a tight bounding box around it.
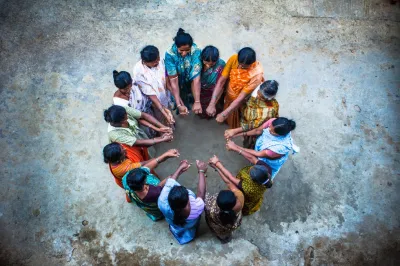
[0,0,399,265]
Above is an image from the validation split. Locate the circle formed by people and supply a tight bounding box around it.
[103,28,299,245]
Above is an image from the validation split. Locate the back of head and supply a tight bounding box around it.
[168,186,189,226]
[238,47,256,65]
[112,70,132,89]
[250,165,270,186]
[126,168,147,191]
[140,45,159,62]
[272,117,296,136]
[201,45,219,62]
[217,190,237,225]
[103,105,126,123]
[173,28,193,48]
[260,80,279,97]
[103,142,124,163]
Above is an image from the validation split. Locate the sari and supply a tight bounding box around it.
[108,144,150,188]
[107,106,155,158]
[133,60,174,128]
[122,167,164,221]
[255,128,297,179]
[241,85,279,148]
[204,190,244,241]
[165,43,202,113]
[221,54,264,128]
[158,179,204,244]
[199,58,226,118]
[237,165,269,215]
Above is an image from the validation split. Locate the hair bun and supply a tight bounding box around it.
[177,28,185,35]
[113,70,119,78]
[289,120,296,131]
[103,110,110,122]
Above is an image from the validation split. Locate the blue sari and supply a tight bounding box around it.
[122,167,164,221]
[165,43,202,112]
[157,179,202,244]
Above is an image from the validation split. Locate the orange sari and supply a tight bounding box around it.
[108,144,150,188]
[221,54,264,128]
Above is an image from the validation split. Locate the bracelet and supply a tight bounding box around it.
[156,157,160,163]
[221,113,226,118]
[152,138,155,144]
[177,104,182,108]
[195,101,200,103]
[170,76,178,80]
[198,169,205,173]
[239,149,243,155]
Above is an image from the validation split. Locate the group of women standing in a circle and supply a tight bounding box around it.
[102,28,299,244]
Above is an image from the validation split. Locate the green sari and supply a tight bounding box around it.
[122,167,164,221]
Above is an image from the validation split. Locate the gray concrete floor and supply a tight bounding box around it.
[0,0,399,265]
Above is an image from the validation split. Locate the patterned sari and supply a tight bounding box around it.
[122,167,164,221]
[199,58,226,118]
[237,166,267,215]
[133,60,174,129]
[204,190,244,241]
[222,54,264,128]
[165,43,202,113]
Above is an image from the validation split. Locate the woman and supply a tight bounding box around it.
[103,142,179,188]
[104,105,173,157]
[206,47,264,128]
[199,45,226,119]
[122,160,190,221]
[205,155,244,243]
[165,28,202,115]
[208,155,272,216]
[226,117,298,179]
[112,70,152,113]
[112,70,162,138]
[225,80,280,148]
[133,45,175,127]
[158,160,207,244]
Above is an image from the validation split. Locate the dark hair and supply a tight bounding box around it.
[250,165,272,188]
[140,45,159,62]
[173,28,193,48]
[168,186,189,226]
[103,142,124,163]
[272,117,296,136]
[217,190,237,225]
[201,45,219,62]
[238,47,256,65]
[260,80,279,97]
[126,168,147,191]
[103,105,126,124]
[113,70,132,89]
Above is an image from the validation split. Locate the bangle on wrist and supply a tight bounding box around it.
[177,104,182,108]
[238,149,243,155]
[198,169,205,173]
[221,113,226,118]
[195,101,200,103]
[152,138,156,144]
[156,157,160,163]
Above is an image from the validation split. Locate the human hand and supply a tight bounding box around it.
[192,102,202,115]
[160,133,173,142]
[164,149,180,158]
[225,140,236,151]
[158,127,173,134]
[178,160,191,173]
[208,155,220,169]
[224,129,236,139]
[206,104,216,117]
[178,105,189,116]
[196,160,208,173]
[165,109,175,125]
[216,113,226,123]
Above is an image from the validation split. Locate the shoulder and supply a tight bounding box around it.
[227,54,238,63]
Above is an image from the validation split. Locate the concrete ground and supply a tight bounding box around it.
[0,0,399,265]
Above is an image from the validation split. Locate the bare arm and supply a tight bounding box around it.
[219,92,247,118]
[168,76,188,115]
[215,166,240,190]
[196,160,207,200]
[206,75,228,116]
[148,95,172,124]
[227,140,283,159]
[140,112,166,129]
[133,134,172,147]
[157,160,190,187]
[191,76,202,114]
[214,161,240,186]
[143,149,179,170]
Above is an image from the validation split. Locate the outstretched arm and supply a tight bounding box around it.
[226,140,283,160]
[216,92,247,123]
[206,76,228,117]
[196,160,207,200]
